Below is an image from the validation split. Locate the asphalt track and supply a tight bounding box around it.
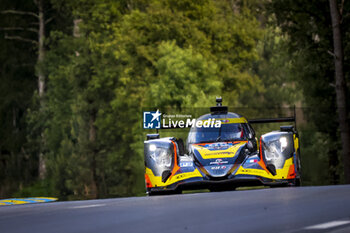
[1,185,350,233]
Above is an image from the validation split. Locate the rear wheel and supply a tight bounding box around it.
[293,177,301,186]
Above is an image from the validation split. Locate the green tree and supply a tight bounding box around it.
[0,0,40,197]
[40,0,264,198]
[269,0,350,184]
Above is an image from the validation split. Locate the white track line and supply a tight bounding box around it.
[70,204,106,209]
[305,220,350,230]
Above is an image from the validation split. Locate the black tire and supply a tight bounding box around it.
[270,178,301,188]
[294,177,301,187]
[148,189,182,196]
[270,183,288,188]
[209,186,236,192]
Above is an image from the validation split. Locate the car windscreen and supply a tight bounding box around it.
[187,123,246,144]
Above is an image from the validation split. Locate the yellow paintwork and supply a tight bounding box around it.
[0,200,28,205]
[146,157,294,188]
[236,157,294,179]
[199,117,247,126]
[146,167,203,187]
[192,141,246,159]
[294,134,299,151]
[215,117,248,124]
[0,197,58,206]
[146,134,297,188]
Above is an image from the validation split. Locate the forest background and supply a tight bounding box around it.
[0,0,349,200]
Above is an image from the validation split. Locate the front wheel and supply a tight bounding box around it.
[147,189,182,196]
[209,186,236,192]
[293,177,301,186]
[270,178,301,188]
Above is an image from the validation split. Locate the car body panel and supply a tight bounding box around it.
[143,101,301,194]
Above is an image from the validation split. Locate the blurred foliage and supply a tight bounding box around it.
[0,0,348,199]
[0,0,38,197]
[268,0,350,184]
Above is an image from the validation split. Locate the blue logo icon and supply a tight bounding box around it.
[143,110,161,129]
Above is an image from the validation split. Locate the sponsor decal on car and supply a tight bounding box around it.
[247,159,258,163]
[203,142,232,150]
[179,161,193,167]
[210,165,227,170]
[210,158,229,165]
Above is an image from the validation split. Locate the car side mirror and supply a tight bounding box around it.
[247,141,254,151]
[248,133,254,140]
[176,138,185,156]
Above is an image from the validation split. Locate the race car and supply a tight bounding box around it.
[144,97,301,195]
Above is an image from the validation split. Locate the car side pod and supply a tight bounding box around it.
[258,128,301,187]
[144,138,174,179]
[260,131,295,176]
[144,136,184,194]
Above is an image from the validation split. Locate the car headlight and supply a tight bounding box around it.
[263,137,287,161]
[149,144,157,152]
[279,137,287,152]
[149,145,172,167]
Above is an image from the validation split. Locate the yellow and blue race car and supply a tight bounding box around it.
[144,98,301,195]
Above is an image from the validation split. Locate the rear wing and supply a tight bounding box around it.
[248,117,295,124]
[248,106,297,132]
[156,105,297,130]
[158,116,297,131]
